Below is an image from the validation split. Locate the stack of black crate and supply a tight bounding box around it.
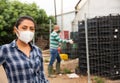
[78,14,120,79]
[97,16,112,77]
[69,32,79,59]
[108,15,120,79]
[78,20,87,75]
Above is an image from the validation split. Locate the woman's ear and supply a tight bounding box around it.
[13,26,16,33]
[13,26,19,35]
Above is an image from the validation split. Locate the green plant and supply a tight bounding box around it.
[62,68,71,74]
[0,0,55,45]
[94,76,105,83]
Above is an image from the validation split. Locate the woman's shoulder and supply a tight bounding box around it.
[0,43,11,49]
[0,43,11,54]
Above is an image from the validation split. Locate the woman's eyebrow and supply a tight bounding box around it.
[22,25,27,27]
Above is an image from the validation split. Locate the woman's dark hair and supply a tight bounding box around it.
[15,16,36,28]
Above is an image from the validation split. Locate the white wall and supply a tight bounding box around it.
[73,0,120,32]
[57,11,75,32]
[76,0,120,21]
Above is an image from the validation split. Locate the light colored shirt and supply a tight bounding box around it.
[50,31,69,49]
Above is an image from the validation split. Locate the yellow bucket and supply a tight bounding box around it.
[60,54,68,60]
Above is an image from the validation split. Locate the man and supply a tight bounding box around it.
[48,25,73,77]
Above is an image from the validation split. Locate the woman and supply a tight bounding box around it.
[0,16,48,83]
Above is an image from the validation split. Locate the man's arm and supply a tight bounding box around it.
[54,34,69,43]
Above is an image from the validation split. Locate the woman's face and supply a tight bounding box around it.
[17,19,35,32]
[14,19,35,44]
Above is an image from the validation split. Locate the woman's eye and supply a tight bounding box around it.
[30,27,35,31]
[31,29,35,30]
[22,27,27,30]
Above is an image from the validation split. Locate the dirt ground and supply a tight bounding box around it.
[0,53,120,83]
[43,54,120,83]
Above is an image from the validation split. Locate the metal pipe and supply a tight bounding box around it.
[49,19,52,49]
[84,13,91,83]
[54,0,57,24]
[61,0,64,38]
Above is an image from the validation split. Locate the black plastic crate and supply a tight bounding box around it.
[77,14,120,79]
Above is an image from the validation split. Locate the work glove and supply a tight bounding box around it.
[68,39,74,44]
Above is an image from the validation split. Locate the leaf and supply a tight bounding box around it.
[0,31,7,36]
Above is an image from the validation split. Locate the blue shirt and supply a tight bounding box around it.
[0,40,48,83]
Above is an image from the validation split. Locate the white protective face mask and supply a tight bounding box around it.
[16,29,34,44]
